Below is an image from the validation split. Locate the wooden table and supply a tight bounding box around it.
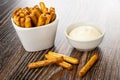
[0,0,120,80]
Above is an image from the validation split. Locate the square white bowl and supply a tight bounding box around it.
[11,18,58,52]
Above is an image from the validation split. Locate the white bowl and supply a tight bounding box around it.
[11,18,58,52]
[65,23,105,51]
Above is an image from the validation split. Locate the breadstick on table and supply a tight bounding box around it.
[30,12,38,26]
[78,53,99,77]
[25,16,32,28]
[20,17,25,27]
[28,56,63,69]
[48,51,79,64]
[45,54,73,70]
[37,14,47,26]
[40,2,46,12]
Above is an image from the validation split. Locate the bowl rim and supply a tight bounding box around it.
[11,17,58,30]
[65,23,105,42]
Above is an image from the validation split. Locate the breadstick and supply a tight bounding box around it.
[27,7,33,13]
[50,12,56,22]
[20,17,25,27]
[33,8,41,18]
[19,12,25,17]
[45,14,51,24]
[78,53,99,77]
[28,56,63,69]
[45,54,73,70]
[40,2,46,12]
[16,8,22,16]
[34,5,39,9]
[23,7,30,15]
[50,7,55,13]
[43,8,48,14]
[30,12,37,26]
[37,14,47,26]
[13,15,20,26]
[25,16,32,28]
[48,51,79,64]
[12,8,21,18]
[13,15,17,23]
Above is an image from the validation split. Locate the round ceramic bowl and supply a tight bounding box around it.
[11,18,59,52]
[65,23,105,51]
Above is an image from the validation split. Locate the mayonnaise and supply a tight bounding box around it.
[69,26,101,41]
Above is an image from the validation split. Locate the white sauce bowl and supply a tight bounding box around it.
[65,23,105,51]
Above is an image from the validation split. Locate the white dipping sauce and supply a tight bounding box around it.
[69,26,101,41]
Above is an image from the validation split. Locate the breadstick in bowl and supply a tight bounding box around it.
[28,56,63,69]
[45,14,51,24]
[25,16,32,28]
[13,15,20,26]
[37,14,47,26]
[30,12,38,26]
[20,17,25,27]
[40,2,46,12]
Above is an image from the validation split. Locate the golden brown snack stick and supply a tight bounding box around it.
[43,8,48,14]
[30,12,37,26]
[13,15,17,23]
[12,8,22,17]
[33,8,41,18]
[45,54,73,70]
[78,53,99,77]
[24,7,32,14]
[45,14,51,24]
[22,7,30,15]
[13,15,20,26]
[48,51,79,64]
[34,5,39,9]
[50,7,55,13]
[40,2,46,12]
[25,16,32,28]
[20,17,25,27]
[19,12,25,17]
[50,12,56,22]
[16,8,22,16]
[36,7,42,15]
[13,8,22,14]
[37,14,47,26]
[28,56,63,69]
[27,7,33,13]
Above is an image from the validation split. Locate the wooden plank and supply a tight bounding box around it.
[0,0,120,80]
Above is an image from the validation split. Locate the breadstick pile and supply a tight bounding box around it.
[28,51,99,78]
[12,2,56,28]
[28,51,79,70]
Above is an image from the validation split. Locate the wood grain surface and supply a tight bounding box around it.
[0,0,120,80]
